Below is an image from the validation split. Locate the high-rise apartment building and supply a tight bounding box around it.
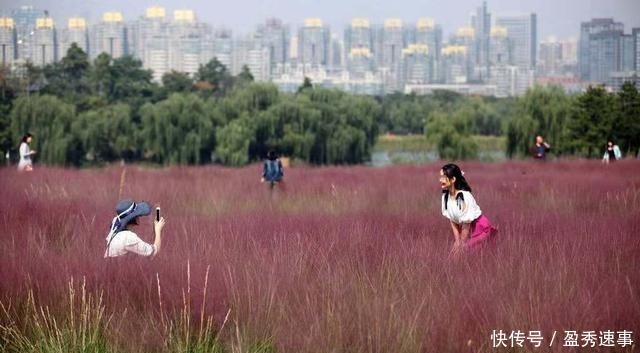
[538,39,563,76]
[495,13,537,69]
[561,39,578,67]
[381,19,404,70]
[0,17,15,66]
[492,65,533,97]
[168,10,208,76]
[442,45,468,84]
[347,47,373,79]
[232,34,254,75]
[345,18,372,52]
[328,36,344,73]
[32,16,55,66]
[232,33,271,81]
[12,6,43,62]
[414,18,442,83]
[257,18,289,78]
[619,34,635,72]
[470,1,491,81]
[58,17,88,58]
[380,19,405,91]
[345,18,374,77]
[212,29,233,71]
[401,44,430,85]
[298,18,330,69]
[489,27,510,66]
[633,28,640,71]
[132,7,170,81]
[91,12,126,59]
[588,27,623,83]
[450,27,475,81]
[578,18,623,81]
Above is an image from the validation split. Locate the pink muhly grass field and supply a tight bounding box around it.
[0,160,638,353]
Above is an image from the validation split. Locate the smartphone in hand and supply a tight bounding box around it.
[156,207,161,222]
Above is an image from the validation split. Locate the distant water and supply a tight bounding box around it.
[369,150,506,167]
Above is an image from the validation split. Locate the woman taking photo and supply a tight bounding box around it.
[439,163,496,257]
[104,199,166,258]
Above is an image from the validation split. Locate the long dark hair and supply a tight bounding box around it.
[21,133,32,144]
[441,163,472,210]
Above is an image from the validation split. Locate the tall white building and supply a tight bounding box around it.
[58,17,88,58]
[442,45,468,84]
[91,12,126,59]
[32,16,55,66]
[538,38,563,76]
[168,10,209,76]
[491,65,533,97]
[345,18,372,52]
[246,46,271,81]
[212,28,233,71]
[381,18,405,91]
[232,34,270,80]
[12,6,42,63]
[634,28,640,72]
[450,27,475,81]
[470,1,491,81]
[298,18,330,70]
[347,47,374,79]
[495,13,537,69]
[414,18,442,83]
[328,35,344,74]
[257,18,289,78]
[489,27,510,66]
[0,17,15,66]
[345,18,373,78]
[132,7,170,81]
[401,44,430,85]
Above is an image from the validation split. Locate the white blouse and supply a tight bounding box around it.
[441,190,482,224]
[19,142,31,164]
[104,230,156,258]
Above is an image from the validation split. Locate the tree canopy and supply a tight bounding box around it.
[2,45,639,166]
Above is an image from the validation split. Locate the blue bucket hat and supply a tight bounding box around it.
[105,199,151,242]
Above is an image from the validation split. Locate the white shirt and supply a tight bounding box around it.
[105,230,156,258]
[18,142,31,168]
[441,190,482,224]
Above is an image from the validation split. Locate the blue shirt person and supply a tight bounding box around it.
[261,150,284,187]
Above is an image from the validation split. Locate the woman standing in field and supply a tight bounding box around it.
[18,133,36,172]
[439,164,496,257]
[602,141,622,164]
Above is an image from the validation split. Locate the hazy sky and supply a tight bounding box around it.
[2,0,639,39]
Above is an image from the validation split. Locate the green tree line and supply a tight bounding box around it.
[1,44,639,165]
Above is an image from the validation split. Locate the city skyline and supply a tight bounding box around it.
[3,0,639,39]
[1,1,637,96]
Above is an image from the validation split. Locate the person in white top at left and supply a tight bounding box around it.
[104,199,165,258]
[18,133,37,172]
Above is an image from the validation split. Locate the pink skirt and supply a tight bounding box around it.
[465,214,497,249]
